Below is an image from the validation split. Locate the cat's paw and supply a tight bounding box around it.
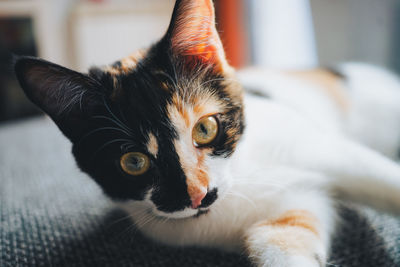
[245,212,328,267]
[250,246,326,267]
[287,241,327,267]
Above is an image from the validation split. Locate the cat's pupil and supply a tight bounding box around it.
[200,123,208,136]
[128,156,144,170]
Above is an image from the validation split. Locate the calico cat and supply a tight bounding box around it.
[14,0,400,266]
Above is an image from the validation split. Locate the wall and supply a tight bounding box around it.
[310,0,397,69]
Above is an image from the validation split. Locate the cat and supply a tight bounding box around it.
[14,0,400,266]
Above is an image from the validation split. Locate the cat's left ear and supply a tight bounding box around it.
[165,0,231,72]
[14,56,103,141]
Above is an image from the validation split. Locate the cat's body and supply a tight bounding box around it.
[14,0,400,266]
[240,64,400,158]
[122,63,400,266]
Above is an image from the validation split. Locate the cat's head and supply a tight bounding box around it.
[15,0,244,219]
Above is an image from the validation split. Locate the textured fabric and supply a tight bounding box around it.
[1,117,400,267]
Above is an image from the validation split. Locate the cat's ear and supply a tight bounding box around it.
[165,0,231,72]
[14,56,103,141]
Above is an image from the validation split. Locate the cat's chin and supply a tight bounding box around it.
[119,199,212,223]
[152,207,209,219]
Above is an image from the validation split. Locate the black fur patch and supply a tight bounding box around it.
[200,188,218,208]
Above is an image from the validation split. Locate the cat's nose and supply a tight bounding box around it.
[190,189,207,209]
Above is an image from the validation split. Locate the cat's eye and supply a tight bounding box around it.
[120,152,150,176]
[192,116,219,146]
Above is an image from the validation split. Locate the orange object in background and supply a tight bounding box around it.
[215,0,249,68]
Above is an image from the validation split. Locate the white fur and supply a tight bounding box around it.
[340,63,400,157]
[122,63,400,266]
[123,169,334,251]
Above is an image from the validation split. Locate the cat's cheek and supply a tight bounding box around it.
[117,188,168,228]
[117,188,154,215]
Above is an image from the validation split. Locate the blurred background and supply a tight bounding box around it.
[0,0,399,123]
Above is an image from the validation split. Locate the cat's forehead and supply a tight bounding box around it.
[96,49,233,120]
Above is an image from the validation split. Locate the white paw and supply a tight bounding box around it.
[252,245,326,267]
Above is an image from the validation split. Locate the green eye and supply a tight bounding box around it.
[192,116,218,146]
[120,152,150,176]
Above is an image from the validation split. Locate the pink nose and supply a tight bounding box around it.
[191,190,207,209]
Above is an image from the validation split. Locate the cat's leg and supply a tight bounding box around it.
[318,137,400,212]
[276,130,400,213]
[243,191,334,267]
[338,63,400,158]
[238,64,400,159]
[242,96,400,213]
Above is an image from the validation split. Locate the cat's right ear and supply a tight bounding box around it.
[164,0,231,73]
[14,56,103,141]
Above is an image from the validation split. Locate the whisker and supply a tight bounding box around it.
[78,127,133,145]
[225,191,257,208]
[155,70,178,89]
[93,115,133,133]
[171,63,179,87]
[98,96,134,134]
[325,262,340,267]
[79,90,86,112]
[115,222,139,242]
[116,209,152,241]
[232,180,287,189]
[118,106,129,124]
[102,97,130,127]
[121,144,137,151]
[194,77,240,93]
[90,139,134,161]
[106,214,134,229]
[133,213,158,234]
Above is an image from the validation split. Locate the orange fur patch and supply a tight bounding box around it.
[248,210,321,255]
[174,139,210,199]
[287,69,348,111]
[266,210,319,235]
[171,93,222,128]
[160,82,169,91]
[146,133,159,158]
[167,91,225,200]
[193,104,205,115]
[182,108,190,127]
[104,50,146,75]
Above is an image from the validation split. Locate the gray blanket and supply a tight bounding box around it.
[1,117,399,267]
